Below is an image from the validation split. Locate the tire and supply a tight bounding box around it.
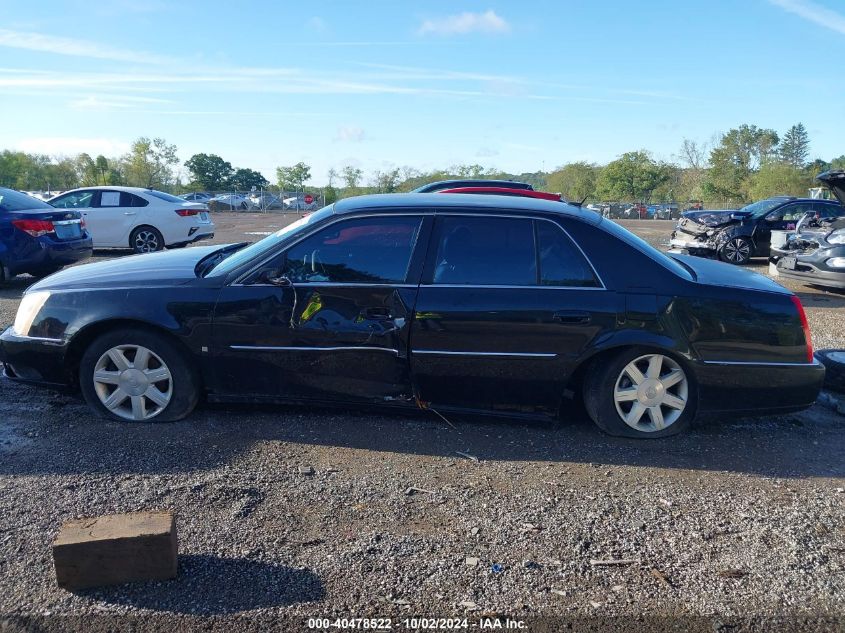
[130,226,165,254]
[719,236,753,265]
[79,328,199,422]
[815,349,845,394]
[583,348,696,438]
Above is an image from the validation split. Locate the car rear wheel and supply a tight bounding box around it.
[584,349,696,438]
[79,329,199,422]
[130,226,164,254]
[720,237,753,265]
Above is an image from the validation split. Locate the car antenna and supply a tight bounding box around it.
[570,195,587,208]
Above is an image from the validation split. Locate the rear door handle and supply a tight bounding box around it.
[553,310,591,324]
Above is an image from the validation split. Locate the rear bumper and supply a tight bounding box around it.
[5,236,93,276]
[694,359,825,415]
[0,326,70,387]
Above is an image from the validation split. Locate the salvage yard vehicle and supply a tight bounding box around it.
[668,195,843,265]
[412,179,534,193]
[50,187,215,254]
[774,170,845,289]
[0,194,823,438]
[0,187,92,282]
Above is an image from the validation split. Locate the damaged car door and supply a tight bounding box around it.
[210,213,430,404]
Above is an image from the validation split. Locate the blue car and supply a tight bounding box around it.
[0,188,93,282]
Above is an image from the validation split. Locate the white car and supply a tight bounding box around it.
[49,187,215,254]
[210,193,253,210]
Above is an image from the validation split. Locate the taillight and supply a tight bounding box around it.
[175,209,199,217]
[12,219,54,237]
[790,295,814,363]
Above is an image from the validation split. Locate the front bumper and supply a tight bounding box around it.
[694,359,825,415]
[775,245,845,289]
[0,326,70,387]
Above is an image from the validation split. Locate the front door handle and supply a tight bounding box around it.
[124,211,136,216]
[363,307,392,320]
[553,310,591,324]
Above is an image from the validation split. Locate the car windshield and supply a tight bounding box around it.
[0,188,54,212]
[598,217,694,280]
[742,198,787,218]
[206,205,335,277]
[146,190,186,203]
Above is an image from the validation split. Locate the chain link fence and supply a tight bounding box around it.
[585,200,741,220]
[186,188,325,213]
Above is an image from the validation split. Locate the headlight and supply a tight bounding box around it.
[13,291,51,337]
[826,257,845,269]
[827,228,845,245]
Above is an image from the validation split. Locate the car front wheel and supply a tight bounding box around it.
[720,237,753,265]
[584,349,696,438]
[79,329,199,422]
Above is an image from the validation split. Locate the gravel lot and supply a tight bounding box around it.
[1,213,843,632]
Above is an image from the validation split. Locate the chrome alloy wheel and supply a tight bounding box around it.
[723,238,751,263]
[613,354,688,433]
[92,344,172,421]
[134,230,160,252]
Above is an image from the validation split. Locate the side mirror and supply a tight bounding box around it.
[259,269,293,287]
[267,274,292,288]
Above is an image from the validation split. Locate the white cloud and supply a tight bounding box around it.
[0,28,173,64]
[767,0,845,35]
[14,137,131,156]
[418,10,510,36]
[335,126,366,142]
[68,95,172,110]
[307,16,328,32]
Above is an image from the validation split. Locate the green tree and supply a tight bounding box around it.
[122,137,179,189]
[276,162,311,191]
[703,124,779,201]
[779,123,810,168]
[341,165,363,189]
[185,153,234,191]
[95,155,111,185]
[830,155,845,170]
[74,153,98,186]
[595,151,670,202]
[546,161,599,201]
[228,168,269,191]
[748,162,812,199]
[372,167,402,193]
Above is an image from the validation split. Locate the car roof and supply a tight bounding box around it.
[332,193,601,224]
[59,186,155,194]
[412,179,533,193]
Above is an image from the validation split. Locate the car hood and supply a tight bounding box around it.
[681,209,743,227]
[29,244,227,291]
[671,254,791,294]
[816,170,845,207]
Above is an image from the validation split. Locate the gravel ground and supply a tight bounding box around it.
[1,214,843,632]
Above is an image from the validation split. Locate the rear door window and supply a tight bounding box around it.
[430,216,535,286]
[536,220,600,287]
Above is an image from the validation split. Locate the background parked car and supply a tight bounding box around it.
[412,179,534,193]
[282,195,319,212]
[0,187,92,281]
[774,170,845,288]
[50,187,214,254]
[669,196,843,264]
[180,192,212,203]
[207,193,253,211]
[248,192,286,210]
[653,204,681,220]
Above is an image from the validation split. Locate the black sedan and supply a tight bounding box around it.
[0,194,823,438]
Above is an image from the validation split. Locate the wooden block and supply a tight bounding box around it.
[52,511,177,590]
